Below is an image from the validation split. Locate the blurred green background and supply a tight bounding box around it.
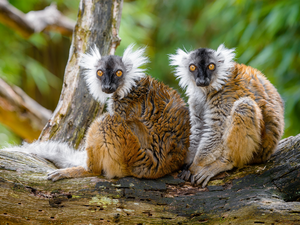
[0,0,299,147]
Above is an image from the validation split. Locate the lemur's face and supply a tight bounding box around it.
[95,56,127,94]
[80,44,147,103]
[169,44,235,94]
[188,48,217,87]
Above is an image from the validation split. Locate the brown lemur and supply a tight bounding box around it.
[6,44,190,181]
[169,44,284,187]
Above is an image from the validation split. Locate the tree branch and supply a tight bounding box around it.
[0,0,75,38]
[0,78,52,141]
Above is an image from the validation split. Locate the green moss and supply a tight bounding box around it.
[9,191,20,198]
[48,123,59,140]
[72,195,82,198]
[89,195,119,206]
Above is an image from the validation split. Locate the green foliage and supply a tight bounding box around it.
[0,0,79,147]
[117,0,300,138]
[0,124,21,147]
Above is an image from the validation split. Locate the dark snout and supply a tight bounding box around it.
[194,68,210,87]
[102,84,117,94]
[195,78,210,87]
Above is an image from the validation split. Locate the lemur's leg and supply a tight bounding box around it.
[250,101,284,164]
[48,113,137,181]
[85,113,141,179]
[190,97,263,187]
[178,114,203,181]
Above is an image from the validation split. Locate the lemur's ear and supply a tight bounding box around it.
[169,48,191,91]
[169,48,189,68]
[122,44,149,74]
[125,63,133,73]
[116,44,149,99]
[210,44,236,91]
[79,44,102,70]
[79,45,111,104]
[215,44,235,65]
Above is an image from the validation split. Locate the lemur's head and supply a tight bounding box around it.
[169,44,235,96]
[79,44,149,103]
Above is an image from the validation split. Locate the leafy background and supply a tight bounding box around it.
[0,0,299,147]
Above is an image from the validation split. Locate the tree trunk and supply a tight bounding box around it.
[0,0,299,224]
[38,0,123,149]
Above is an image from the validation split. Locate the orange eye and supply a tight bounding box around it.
[208,63,215,70]
[97,70,103,77]
[189,64,196,72]
[116,70,123,77]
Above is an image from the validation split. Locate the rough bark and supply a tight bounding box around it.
[0,0,75,38]
[0,135,299,224]
[0,78,52,142]
[38,0,123,149]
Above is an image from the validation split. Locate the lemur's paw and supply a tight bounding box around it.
[47,169,69,182]
[178,170,191,181]
[190,160,233,188]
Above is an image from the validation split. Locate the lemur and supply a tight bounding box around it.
[169,44,284,187]
[6,45,190,181]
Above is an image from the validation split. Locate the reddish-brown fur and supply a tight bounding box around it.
[49,76,190,180]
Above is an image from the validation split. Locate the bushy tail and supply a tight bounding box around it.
[4,141,87,169]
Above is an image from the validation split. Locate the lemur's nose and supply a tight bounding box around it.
[195,78,209,87]
[102,85,116,94]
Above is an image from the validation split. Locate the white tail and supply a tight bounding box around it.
[4,141,87,169]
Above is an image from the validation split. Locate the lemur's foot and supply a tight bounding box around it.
[47,166,92,182]
[178,169,191,181]
[178,163,192,181]
[47,169,70,182]
[189,159,233,188]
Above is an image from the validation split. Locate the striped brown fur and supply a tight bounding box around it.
[48,76,190,180]
[86,76,190,179]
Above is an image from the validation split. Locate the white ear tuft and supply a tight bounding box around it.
[79,45,111,104]
[169,48,188,67]
[169,48,194,92]
[212,44,236,90]
[122,44,149,74]
[79,44,101,70]
[117,44,149,99]
[216,44,235,65]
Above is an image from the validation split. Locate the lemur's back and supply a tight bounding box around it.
[231,63,284,162]
[204,63,284,162]
[230,64,284,110]
[212,63,284,115]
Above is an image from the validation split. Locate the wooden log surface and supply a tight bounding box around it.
[0,134,299,224]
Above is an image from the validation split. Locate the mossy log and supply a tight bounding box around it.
[0,135,299,224]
